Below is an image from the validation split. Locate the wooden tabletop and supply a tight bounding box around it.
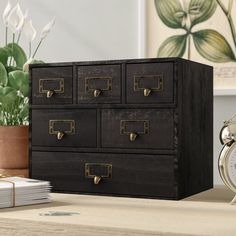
[0,186,236,236]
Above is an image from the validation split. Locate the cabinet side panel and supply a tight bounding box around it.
[181,61,213,198]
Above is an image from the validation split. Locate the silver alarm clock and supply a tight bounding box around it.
[219,115,236,204]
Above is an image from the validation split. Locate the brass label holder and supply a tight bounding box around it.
[85,163,112,184]
[49,120,75,135]
[120,120,149,135]
[134,75,164,96]
[85,77,112,97]
[120,120,149,141]
[39,78,64,95]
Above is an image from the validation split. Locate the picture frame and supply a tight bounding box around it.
[145,0,236,93]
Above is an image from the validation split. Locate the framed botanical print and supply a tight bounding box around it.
[147,0,236,89]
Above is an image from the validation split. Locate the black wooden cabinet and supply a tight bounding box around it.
[29,58,213,200]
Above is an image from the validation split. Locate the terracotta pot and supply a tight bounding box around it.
[0,126,29,169]
[0,168,29,178]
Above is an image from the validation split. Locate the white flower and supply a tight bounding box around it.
[17,9,29,32]
[40,17,55,40]
[3,1,12,26]
[22,19,36,42]
[7,3,24,33]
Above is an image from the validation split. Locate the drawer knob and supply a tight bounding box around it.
[93,89,101,97]
[129,132,138,141]
[57,131,65,140]
[94,175,102,184]
[143,88,151,97]
[46,90,54,98]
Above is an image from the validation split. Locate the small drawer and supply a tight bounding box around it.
[31,152,176,199]
[126,62,174,104]
[77,65,121,103]
[31,109,96,147]
[101,109,174,149]
[31,67,73,104]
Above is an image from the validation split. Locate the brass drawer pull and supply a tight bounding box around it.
[39,78,64,98]
[57,131,65,140]
[129,132,138,141]
[49,120,75,139]
[120,120,149,141]
[134,75,163,96]
[46,90,54,98]
[85,163,112,184]
[143,88,152,97]
[93,89,102,97]
[85,77,112,97]
[94,176,102,184]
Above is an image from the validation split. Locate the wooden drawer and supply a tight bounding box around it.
[31,152,176,199]
[31,109,96,147]
[77,65,121,103]
[101,109,174,149]
[126,62,174,104]
[31,66,73,104]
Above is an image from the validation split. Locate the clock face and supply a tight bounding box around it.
[218,121,236,194]
[218,141,236,193]
[227,146,236,187]
[219,142,236,193]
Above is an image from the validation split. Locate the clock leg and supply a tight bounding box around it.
[230,194,236,205]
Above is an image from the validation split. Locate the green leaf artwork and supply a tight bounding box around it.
[189,0,217,27]
[192,30,236,62]
[158,34,187,57]
[154,0,184,29]
[155,0,236,63]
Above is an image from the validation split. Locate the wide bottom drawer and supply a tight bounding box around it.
[30,152,177,199]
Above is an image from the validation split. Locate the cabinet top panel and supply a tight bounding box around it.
[29,57,212,69]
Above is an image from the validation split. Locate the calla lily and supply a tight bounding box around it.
[7,3,25,33]
[17,9,29,32]
[22,19,37,42]
[40,17,55,40]
[32,17,55,58]
[2,1,12,26]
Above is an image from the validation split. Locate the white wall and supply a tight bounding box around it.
[0,0,139,62]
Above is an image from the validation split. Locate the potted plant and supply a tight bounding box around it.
[0,1,55,176]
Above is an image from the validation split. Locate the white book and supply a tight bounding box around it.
[0,177,51,209]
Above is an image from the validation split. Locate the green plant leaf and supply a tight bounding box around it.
[0,62,8,86]
[158,34,187,57]
[5,66,22,74]
[6,43,27,68]
[8,71,23,90]
[192,29,235,62]
[0,86,18,108]
[8,70,29,97]
[19,103,29,120]
[30,59,45,64]
[189,0,217,26]
[23,59,45,72]
[0,47,10,66]
[21,73,29,97]
[154,0,184,28]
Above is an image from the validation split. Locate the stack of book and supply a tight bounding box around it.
[0,177,51,209]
